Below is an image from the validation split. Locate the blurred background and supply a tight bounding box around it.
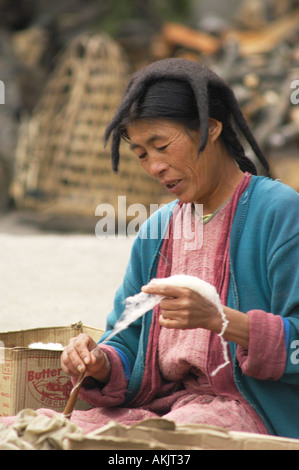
[0,0,298,331]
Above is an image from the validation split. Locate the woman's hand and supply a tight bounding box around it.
[142,283,221,332]
[61,333,111,383]
[142,282,250,348]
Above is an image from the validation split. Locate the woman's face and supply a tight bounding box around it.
[127,119,224,206]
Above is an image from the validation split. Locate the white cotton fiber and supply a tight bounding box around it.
[28,342,64,351]
[149,275,221,308]
[149,275,230,375]
[102,275,230,375]
[149,275,228,336]
[102,291,162,344]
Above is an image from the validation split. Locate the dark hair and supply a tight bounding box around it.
[120,79,200,137]
[105,58,269,175]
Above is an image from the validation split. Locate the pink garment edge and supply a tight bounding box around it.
[236,310,286,380]
[78,344,128,407]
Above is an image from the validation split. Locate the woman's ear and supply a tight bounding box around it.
[208,118,222,142]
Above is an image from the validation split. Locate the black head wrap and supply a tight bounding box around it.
[104,58,269,174]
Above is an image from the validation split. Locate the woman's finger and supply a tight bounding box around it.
[142,283,183,298]
[61,334,97,376]
[159,312,187,329]
[73,334,97,366]
[61,346,82,376]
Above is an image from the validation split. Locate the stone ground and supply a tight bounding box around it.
[0,210,134,333]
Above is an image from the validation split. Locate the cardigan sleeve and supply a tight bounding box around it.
[266,231,299,383]
[230,178,299,386]
[236,310,286,380]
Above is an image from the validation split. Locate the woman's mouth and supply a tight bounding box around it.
[165,179,182,192]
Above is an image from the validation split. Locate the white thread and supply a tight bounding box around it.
[68,374,85,397]
[209,307,230,376]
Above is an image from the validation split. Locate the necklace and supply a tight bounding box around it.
[193,198,231,224]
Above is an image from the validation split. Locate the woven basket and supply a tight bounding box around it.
[11,33,170,222]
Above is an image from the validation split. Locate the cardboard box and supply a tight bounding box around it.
[67,419,299,451]
[0,322,104,416]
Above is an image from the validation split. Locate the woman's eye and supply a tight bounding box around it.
[138,153,147,160]
[157,145,168,152]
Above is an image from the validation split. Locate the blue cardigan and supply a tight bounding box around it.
[100,176,299,439]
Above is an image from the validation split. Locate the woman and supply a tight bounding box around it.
[61,58,299,438]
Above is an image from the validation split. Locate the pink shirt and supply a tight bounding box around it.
[159,201,230,390]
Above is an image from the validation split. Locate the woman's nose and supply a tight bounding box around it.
[147,156,169,179]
